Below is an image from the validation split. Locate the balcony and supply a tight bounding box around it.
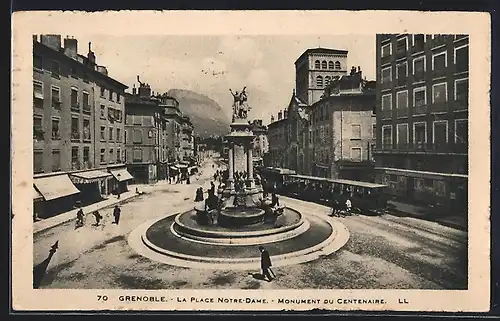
[430,101,449,113]
[413,71,425,82]
[52,99,61,109]
[71,103,80,112]
[33,128,44,141]
[431,68,446,79]
[71,161,82,170]
[82,103,91,114]
[453,98,468,111]
[375,142,467,154]
[395,48,407,59]
[380,109,392,119]
[52,131,61,140]
[396,107,408,118]
[71,131,81,141]
[413,104,427,115]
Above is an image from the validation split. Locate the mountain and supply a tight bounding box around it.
[167,89,231,138]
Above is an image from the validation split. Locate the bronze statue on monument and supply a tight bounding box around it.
[230,86,250,121]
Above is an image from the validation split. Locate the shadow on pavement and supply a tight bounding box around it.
[33,241,58,289]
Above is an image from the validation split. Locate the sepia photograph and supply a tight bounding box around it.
[11,11,491,312]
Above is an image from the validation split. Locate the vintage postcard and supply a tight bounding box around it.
[11,10,491,312]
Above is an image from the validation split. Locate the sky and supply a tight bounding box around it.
[69,34,375,126]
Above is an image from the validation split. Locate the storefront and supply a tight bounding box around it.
[69,169,113,206]
[33,174,81,219]
[108,166,134,194]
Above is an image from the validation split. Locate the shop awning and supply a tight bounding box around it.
[170,166,178,170]
[33,186,43,201]
[34,174,80,201]
[109,168,134,182]
[70,170,112,184]
[176,164,188,169]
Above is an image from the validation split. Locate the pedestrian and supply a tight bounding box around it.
[76,206,84,227]
[345,197,352,215]
[195,187,204,202]
[259,246,274,281]
[210,181,216,195]
[186,175,191,185]
[93,210,102,226]
[113,205,121,225]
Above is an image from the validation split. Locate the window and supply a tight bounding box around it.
[100,105,106,118]
[34,150,43,173]
[413,122,427,148]
[83,119,91,141]
[413,87,426,107]
[396,62,407,79]
[381,94,392,110]
[412,34,425,51]
[413,56,425,73]
[396,90,408,109]
[124,131,127,144]
[381,43,391,57]
[315,60,320,69]
[51,117,60,140]
[372,124,377,139]
[100,148,105,164]
[33,115,43,140]
[397,123,409,147]
[71,117,80,140]
[382,125,392,148]
[33,55,42,70]
[133,149,143,162]
[133,129,142,143]
[117,148,121,162]
[109,127,114,141]
[50,61,60,77]
[328,61,334,69]
[148,129,154,139]
[432,52,447,70]
[454,45,469,72]
[71,147,80,169]
[432,82,447,103]
[381,67,392,83]
[100,126,106,141]
[455,119,468,144]
[109,90,114,101]
[71,87,79,108]
[51,86,61,109]
[33,81,44,100]
[109,149,114,163]
[52,150,61,171]
[396,37,407,52]
[321,61,327,69]
[351,148,362,162]
[100,87,106,97]
[82,92,90,111]
[433,120,448,147]
[316,76,323,87]
[455,78,468,102]
[351,124,361,140]
[83,147,90,166]
[117,93,121,103]
[335,61,341,69]
[325,76,331,86]
[116,128,121,142]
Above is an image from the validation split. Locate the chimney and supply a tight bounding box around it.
[97,65,108,76]
[138,81,152,97]
[87,41,96,64]
[278,111,283,120]
[271,115,275,123]
[132,84,136,95]
[284,110,288,119]
[63,37,78,59]
[40,34,62,51]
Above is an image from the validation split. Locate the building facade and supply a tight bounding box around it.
[33,35,132,218]
[250,119,269,167]
[374,34,468,213]
[179,116,195,162]
[267,113,288,168]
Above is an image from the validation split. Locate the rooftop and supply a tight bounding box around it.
[295,47,349,65]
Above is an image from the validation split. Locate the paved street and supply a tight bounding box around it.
[34,159,467,290]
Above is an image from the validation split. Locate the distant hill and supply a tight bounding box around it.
[167,89,231,138]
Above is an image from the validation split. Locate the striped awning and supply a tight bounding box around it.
[70,170,112,184]
[109,168,133,182]
[34,174,80,201]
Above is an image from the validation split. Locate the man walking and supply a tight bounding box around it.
[259,246,274,282]
[113,205,121,225]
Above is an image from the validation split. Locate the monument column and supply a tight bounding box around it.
[247,142,254,188]
[228,143,234,189]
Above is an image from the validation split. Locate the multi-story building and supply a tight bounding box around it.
[267,112,288,168]
[374,34,468,213]
[179,115,195,162]
[309,66,376,179]
[124,79,170,183]
[33,35,132,218]
[161,95,183,163]
[283,90,310,174]
[250,119,269,167]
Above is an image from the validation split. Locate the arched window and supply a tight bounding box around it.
[325,76,331,85]
[321,61,327,69]
[335,61,341,69]
[315,60,321,69]
[316,75,323,87]
[328,61,334,69]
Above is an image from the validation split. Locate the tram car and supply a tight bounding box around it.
[256,167,296,194]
